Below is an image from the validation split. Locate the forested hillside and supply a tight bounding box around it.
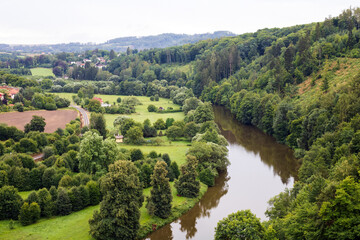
[102,7,360,239]
[0,31,235,53]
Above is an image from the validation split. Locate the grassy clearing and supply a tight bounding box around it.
[30,68,54,77]
[18,191,32,200]
[119,139,190,166]
[0,184,207,240]
[54,93,185,129]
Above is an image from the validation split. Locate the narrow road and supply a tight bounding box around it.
[71,105,90,126]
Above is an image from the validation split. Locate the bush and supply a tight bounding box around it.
[19,202,41,226]
[86,181,101,206]
[0,186,23,220]
[149,151,158,159]
[147,104,157,112]
[162,153,171,166]
[154,118,166,130]
[14,102,24,112]
[130,148,144,161]
[215,210,265,240]
[56,188,72,216]
[199,168,216,187]
[150,96,155,101]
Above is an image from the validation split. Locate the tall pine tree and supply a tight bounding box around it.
[175,155,200,198]
[146,161,172,219]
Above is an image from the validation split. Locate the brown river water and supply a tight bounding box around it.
[146,105,299,239]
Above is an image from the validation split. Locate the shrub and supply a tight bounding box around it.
[86,181,101,206]
[0,186,23,220]
[199,168,216,187]
[19,202,41,226]
[56,188,72,216]
[147,104,157,112]
[149,151,158,159]
[130,149,144,161]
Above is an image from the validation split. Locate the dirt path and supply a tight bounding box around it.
[0,109,78,133]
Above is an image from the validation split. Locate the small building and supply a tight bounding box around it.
[101,103,111,107]
[115,134,124,143]
[92,97,103,103]
[0,86,19,99]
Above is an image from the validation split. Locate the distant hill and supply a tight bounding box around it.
[0,31,236,53]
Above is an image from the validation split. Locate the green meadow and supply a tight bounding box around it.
[54,93,185,129]
[0,184,207,240]
[30,68,55,77]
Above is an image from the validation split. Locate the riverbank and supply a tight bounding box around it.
[138,183,207,239]
[0,183,207,240]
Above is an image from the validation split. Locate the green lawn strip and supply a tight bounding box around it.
[0,184,207,240]
[104,112,184,130]
[0,205,97,240]
[30,68,54,77]
[18,191,32,200]
[119,141,190,166]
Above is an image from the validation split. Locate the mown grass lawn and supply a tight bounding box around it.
[1,183,207,240]
[30,68,54,77]
[119,138,190,166]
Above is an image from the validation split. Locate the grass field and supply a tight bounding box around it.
[0,184,207,240]
[120,138,190,166]
[30,68,55,77]
[54,93,185,129]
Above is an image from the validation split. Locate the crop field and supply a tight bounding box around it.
[0,109,78,133]
[30,68,55,77]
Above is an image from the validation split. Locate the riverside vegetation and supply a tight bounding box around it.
[0,6,360,240]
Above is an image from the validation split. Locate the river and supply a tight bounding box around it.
[146,105,299,239]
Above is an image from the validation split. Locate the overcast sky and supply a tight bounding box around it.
[0,0,358,44]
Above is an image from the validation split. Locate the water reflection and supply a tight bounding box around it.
[214,105,299,184]
[146,106,299,240]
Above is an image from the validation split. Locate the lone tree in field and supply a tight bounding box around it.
[175,155,200,198]
[89,160,143,240]
[146,161,172,219]
[24,115,46,133]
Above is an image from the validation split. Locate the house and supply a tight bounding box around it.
[92,97,111,107]
[93,97,103,103]
[0,86,19,99]
[115,134,124,143]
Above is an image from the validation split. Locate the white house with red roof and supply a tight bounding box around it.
[0,86,19,100]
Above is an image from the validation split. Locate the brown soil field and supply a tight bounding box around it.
[0,109,78,133]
